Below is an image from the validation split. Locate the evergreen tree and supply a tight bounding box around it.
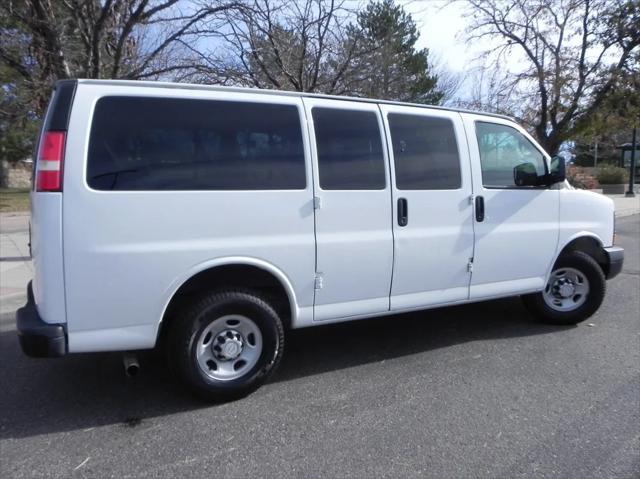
[350,0,443,104]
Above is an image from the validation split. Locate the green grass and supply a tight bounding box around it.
[0,188,30,213]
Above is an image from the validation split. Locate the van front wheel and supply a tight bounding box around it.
[522,251,606,325]
[168,290,284,401]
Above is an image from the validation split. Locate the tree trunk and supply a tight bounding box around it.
[539,133,562,157]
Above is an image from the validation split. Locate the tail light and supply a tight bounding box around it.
[36,131,66,192]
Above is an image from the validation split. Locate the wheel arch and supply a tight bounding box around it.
[552,233,609,277]
[156,257,298,346]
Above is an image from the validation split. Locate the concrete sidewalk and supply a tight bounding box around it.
[0,193,638,315]
[0,214,31,315]
[609,194,640,217]
[0,212,29,233]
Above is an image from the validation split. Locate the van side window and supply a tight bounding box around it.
[312,108,386,190]
[475,122,547,188]
[388,113,461,190]
[87,97,306,190]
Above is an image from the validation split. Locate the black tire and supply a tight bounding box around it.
[167,290,284,401]
[522,251,606,325]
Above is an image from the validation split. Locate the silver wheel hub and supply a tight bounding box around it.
[543,267,589,312]
[213,330,244,360]
[556,281,576,298]
[195,315,263,381]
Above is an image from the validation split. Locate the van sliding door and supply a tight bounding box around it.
[381,106,475,310]
[303,98,394,321]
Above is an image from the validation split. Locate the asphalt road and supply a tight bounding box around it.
[1,215,638,479]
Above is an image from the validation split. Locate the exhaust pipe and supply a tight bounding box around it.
[123,352,140,377]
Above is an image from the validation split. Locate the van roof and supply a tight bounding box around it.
[73,79,514,122]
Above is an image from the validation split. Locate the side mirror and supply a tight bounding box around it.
[513,162,539,187]
[547,155,566,185]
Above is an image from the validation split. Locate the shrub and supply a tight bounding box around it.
[595,165,628,184]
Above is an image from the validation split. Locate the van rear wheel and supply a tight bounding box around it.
[168,290,284,401]
[522,251,606,325]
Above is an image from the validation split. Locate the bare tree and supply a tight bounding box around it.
[187,0,361,93]
[0,0,241,112]
[452,63,518,114]
[424,54,462,106]
[463,0,639,155]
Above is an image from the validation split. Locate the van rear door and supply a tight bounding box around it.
[30,80,76,325]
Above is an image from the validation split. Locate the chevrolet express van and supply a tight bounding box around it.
[18,80,624,400]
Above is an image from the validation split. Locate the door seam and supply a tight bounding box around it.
[377,104,396,311]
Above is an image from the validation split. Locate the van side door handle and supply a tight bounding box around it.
[475,195,485,222]
[398,198,408,226]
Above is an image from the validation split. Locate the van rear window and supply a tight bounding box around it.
[87,97,306,190]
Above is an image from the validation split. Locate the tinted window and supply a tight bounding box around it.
[87,97,306,190]
[388,113,461,190]
[312,108,385,190]
[475,122,546,188]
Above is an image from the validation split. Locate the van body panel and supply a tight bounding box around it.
[62,84,316,352]
[390,286,471,310]
[469,277,545,300]
[380,106,475,310]
[303,98,394,321]
[557,189,614,250]
[469,191,560,289]
[30,193,66,324]
[68,324,157,352]
[462,114,560,299]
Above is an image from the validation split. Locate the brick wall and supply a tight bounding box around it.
[567,166,599,189]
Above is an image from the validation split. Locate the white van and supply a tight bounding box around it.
[18,79,624,400]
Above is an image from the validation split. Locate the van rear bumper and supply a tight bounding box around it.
[16,281,67,357]
[604,246,624,280]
